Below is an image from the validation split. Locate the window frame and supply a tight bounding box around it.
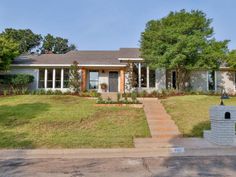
[89,70,99,90]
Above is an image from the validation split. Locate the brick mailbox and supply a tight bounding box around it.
[204,106,236,146]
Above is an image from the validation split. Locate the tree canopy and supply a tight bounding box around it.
[41,34,76,54]
[1,28,42,54]
[140,10,229,90]
[0,36,19,71]
[226,50,236,68]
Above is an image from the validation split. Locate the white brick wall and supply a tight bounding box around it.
[204,106,236,146]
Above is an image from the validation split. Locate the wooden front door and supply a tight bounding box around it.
[109,72,118,92]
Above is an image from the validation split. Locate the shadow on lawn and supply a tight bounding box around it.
[0,103,49,127]
[190,121,211,137]
[0,102,49,148]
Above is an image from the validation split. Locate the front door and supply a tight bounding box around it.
[109,72,118,92]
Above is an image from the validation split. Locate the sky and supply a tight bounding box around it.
[0,0,236,50]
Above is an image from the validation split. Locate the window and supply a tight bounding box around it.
[47,69,53,88]
[208,71,215,91]
[55,69,61,88]
[149,69,156,88]
[172,71,177,89]
[141,63,147,87]
[63,69,70,88]
[89,70,99,89]
[38,69,45,88]
[132,63,139,87]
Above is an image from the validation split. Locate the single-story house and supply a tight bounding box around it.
[6,48,236,94]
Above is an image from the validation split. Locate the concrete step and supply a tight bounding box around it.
[135,142,176,148]
[134,137,180,143]
[151,131,181,137]
[152,126,179,131]
[152,134,182,139]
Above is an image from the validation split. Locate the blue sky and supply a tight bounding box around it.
[0,0,235,50]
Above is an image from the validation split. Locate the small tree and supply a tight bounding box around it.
[69,61,81,93]
[125,61,137,93]
[0,36,19,71]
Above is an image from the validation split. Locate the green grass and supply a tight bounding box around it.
[161,95,236,137]
[0,95,150,148]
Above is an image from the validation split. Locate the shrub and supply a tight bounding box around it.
[0,74,34,94]
[3,89,8,96]
[54,90,63,95]
[150,90,158,97]
[131,91,137,102]
[46,90,54,95]
[89,90,100,97]
[140,90,147,97]
[117,93,121,102]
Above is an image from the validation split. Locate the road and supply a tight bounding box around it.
[1,156,236,177]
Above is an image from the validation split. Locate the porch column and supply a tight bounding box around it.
[52,68,56,89]
[61,68,64,89]
[44,69,48,89]
[81,68,87,91]
[147,66,150,88]
[120,69,125,93]
[138,63,141,88]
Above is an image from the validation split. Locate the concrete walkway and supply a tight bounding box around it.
[134,98,182,148]
[1,147,236,160]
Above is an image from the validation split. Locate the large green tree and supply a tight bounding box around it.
[226,50,236,68]
[1,28,42,54]
[140,10,229,90]
[42,34,76,54]
[0,36,19,71]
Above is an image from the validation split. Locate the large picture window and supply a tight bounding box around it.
[89,70,99,89]
[38,69,45,88]
[208,71,215,91]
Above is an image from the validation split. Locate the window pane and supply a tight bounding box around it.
[38,69,45,88]
[141,64,147,87]
[47,69,53,88]
[55,69,61,88]
[208,71,215,91]
[63,69,69,88]
[149,69,156,88]
[89,71,99,89]
[132,63,138,87]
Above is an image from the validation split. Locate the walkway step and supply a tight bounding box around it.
[134,98,181,148]
[134,137,180,144]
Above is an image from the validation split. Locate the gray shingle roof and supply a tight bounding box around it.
[13,48,141,66]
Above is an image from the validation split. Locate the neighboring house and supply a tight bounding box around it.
[7,48,236,94]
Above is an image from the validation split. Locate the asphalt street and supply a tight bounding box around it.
[1,156,236,177]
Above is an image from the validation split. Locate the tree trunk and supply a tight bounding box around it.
[176,68,190,91]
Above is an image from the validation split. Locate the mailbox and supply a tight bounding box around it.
[204,106,236,146]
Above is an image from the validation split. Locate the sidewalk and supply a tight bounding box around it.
[1,147,236,160]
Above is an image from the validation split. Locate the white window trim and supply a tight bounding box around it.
[61,68,64,89]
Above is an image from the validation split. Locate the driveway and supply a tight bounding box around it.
[1,156,236,177]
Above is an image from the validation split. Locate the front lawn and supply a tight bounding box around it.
[161,95,236,137]
[0,95,150,148]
